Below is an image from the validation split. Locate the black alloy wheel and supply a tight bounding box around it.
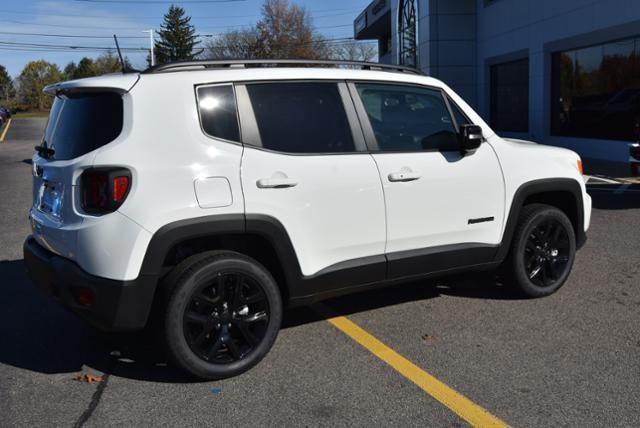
[507,204,576,297]
[523,218,571,288]
[163,251,282,380]
[183,271,269,364]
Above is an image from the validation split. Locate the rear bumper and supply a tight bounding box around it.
[23,236,157,331]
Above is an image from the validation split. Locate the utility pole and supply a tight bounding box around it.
[143,29,155,66]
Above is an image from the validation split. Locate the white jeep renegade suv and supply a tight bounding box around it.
[24,60,591,379]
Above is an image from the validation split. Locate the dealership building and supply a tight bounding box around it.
[354,0,640,176]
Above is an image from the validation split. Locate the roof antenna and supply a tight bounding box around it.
[113,34,128,73]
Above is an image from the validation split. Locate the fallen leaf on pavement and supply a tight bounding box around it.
[421,334,436,341]
[74,374,103,383]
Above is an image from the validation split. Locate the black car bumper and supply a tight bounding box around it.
[23,236,157,331]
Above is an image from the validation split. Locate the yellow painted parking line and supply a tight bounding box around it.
[0,118,12,142]
[317,304,509,427]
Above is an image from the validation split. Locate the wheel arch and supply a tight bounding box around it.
[139,214,302,306]
[496,178,586,262]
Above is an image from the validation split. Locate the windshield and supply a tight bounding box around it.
[42,92,123,160]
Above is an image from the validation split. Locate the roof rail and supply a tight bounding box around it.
[143,59,423,75]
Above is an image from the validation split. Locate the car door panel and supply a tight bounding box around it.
[374,148,505,252]
[242,149,386,276]
[350,81,506,279]
[238,81,387,280]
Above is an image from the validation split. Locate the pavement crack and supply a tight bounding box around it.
[73,373,110,428]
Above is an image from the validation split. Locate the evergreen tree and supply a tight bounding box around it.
[74,57,98,79]
[0,65,13,100]
[154,5,201,64]
[63,61,78,80]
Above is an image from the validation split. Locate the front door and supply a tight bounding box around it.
[350,82,505,279]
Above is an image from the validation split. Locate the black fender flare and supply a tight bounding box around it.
[139,214,246,277]
[138,213,309,301]
[494,177,586,262]
[138,213,386,304]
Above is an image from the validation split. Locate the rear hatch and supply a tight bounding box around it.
[30,74,137,258]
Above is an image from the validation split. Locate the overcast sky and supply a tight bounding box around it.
[1,0,370,77]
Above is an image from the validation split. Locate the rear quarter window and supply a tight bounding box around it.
[44,92,123,160]
[196,84,240,142]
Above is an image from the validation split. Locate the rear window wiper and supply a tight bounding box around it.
[35,144,55,159]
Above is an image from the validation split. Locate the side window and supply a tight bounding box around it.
[355,83,458,151]
[447,96,472,127]
[196,84,240,142]
[246,82,355,153]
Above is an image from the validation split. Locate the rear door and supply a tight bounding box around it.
[238,81,386,291]
[349,81,505,279]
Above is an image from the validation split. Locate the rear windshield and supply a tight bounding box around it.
[42,92,123,160]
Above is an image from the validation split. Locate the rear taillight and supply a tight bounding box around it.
[113,176,130,202]
[81,168,131,214]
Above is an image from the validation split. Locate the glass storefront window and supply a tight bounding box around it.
[490,58,530,133]
[551,36,640,141]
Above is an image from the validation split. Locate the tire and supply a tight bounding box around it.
[505,203,576,298]
[162,251,282,380]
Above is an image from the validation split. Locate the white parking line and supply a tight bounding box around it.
[585,175,621,184]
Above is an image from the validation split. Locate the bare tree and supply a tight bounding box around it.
[255,0,329,59]
[331,41,378,62]
[203,0,329,60]
[205,29,260,60]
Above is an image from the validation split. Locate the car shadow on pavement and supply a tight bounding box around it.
[0,258,519,383]
[284,272,520,329]
[0,259,193,383]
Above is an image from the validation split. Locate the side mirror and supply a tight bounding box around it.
[459,124,483,155]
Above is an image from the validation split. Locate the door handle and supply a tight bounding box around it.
[388,171,421,182]
[256,177,298,189]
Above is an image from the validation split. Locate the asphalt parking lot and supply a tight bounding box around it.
[1,118,639,427]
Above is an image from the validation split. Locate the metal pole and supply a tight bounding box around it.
[143,29,155,66]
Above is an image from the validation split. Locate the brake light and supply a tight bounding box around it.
[577,159,583,175]
[113,176,129,202]
[81,168,131,214]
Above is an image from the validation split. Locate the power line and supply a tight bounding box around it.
[0,29,357,42]
[0,31,147,39]
[73,0,248,3]
[0,46,115,53]
[0,30,312,41]
[0,35,373,53]
[0,41,147,51]
[0,8,361,20]
[3,20,152,31]
[2,19,353,32]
